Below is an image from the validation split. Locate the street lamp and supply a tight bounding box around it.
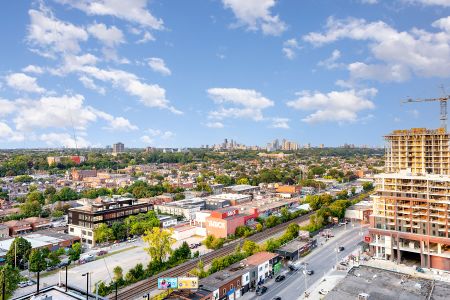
[82,272,89,300]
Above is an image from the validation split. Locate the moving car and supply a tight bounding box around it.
[340,261,349,266]
[275,275,285,282]
[319,289,329,295]
[273,297,282,300]
[256,286,268,296]
[303,269,314,275]
[338,246,345,252]
[97,250,108,256]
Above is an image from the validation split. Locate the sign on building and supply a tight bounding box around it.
[177,277,199,289]
[158,277,177,289]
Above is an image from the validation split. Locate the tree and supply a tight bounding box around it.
[111,222,126,241]
[242,240,259,256]
[27,191,45,205]
[280,207,292,222]
[13,175,33,183]
[236,177,250,185]
[20,199,42,217]
[286,223,299,239]
[255,223,263,232]
[29,249,47,272]
[265,215,281,228]
[363,181,374,192]
[142,227,175,264]
[215,175,233,186]
[113,266,123,282]
[0,264,21,300]
[6,237,32,269]
[57,187,79,201]
[94,223,114,243]
[68,243,82,261]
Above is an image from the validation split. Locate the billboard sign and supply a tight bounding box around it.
[158,277,177,289]
[177,277,199,289]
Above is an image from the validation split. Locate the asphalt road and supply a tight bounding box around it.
[254,222,368,300]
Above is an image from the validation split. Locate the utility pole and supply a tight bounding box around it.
[65,265,68,292]
[14,242,17,269]
[82,272,89,300]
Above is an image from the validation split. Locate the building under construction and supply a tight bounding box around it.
[369,128,450,271]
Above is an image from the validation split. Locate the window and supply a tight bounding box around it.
[237,280,240,287]
[223,288,226,295]
[230,284,234,290]
[70,228,74,232]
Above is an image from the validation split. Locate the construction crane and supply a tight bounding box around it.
[402,95,449,130]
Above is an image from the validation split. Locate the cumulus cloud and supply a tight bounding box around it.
[56,0,164,30]
[87,23,124,47]
[0,122,24,142]
[360,0,378,4]
[146,129,174,139]
[22,65,44,74]
[12,94,137,133]
[222,0,286,36]
[140,135,153,144]
[40,132,90,148]
[5,73,46,94]
[318,49,343,70]
[403,0,450,6]
[282,39,300,60]
[287,89,376,123]
[270,118,290,129]
[206,122,224,128]
[147,57,171,76]
[27,8,88,57]
[0,99,17,116]
[303,17,450,82]
[207,88,274,121]
[53,54,181,114]
[79,76,106,94]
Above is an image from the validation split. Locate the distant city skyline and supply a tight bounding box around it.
[1,1,449,149]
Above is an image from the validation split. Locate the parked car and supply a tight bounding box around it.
[303,269,314,275]
[319,289,329,295]
[338,246,345,252]
[18,281,28,288]
[275,275,285,282]
[97,250,108,256]
[273,297,282,300]
[416,266,425,273]
[256,286,268,296]
[340,261,348,266]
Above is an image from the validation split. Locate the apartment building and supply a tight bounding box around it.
[68,196,153,246]
[369,128,450,271]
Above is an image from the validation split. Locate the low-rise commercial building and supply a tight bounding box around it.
[68,196,153,246]
[3,220,32,236]
[154,198,205,221]
[223,185,260,195]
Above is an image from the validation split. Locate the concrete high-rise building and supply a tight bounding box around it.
[369,128,450,271]
[112,142,124,154]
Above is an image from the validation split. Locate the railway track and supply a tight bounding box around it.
[109,211,313,300]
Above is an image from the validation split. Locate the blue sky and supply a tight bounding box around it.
[1,0,450,149]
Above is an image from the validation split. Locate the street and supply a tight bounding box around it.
[241,222,368,300]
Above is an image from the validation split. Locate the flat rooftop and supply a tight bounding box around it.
[325,265,450,300]
[208,193,250,201]
[276,238,310,253]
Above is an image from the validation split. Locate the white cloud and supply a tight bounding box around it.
[360,0,378,4]
[12,94,136,133]
[222,0,286,36]
[54,56,181,114]
[287,89,376,123]
[5,73,46,94]
[87,23,124,47]
[403,0,450,6]
[56,0,164,30]
[303,17,450,82]
[0,122,24,142]
[206,122,224,128]
[40,132,90,148]
[136,31,155,44]
[207,88,274,121]
[270,118,290,129]
[147,57,171,76]
[79,76,106,94]
[0,99,16,116]
[27,8,88,57]
[318,49,343,70]
[146,129,174,139]
[140,135,153,144]
[282,39,300,60]
[22,65,44,74]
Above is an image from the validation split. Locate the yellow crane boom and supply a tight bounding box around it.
[403,96,449,130]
